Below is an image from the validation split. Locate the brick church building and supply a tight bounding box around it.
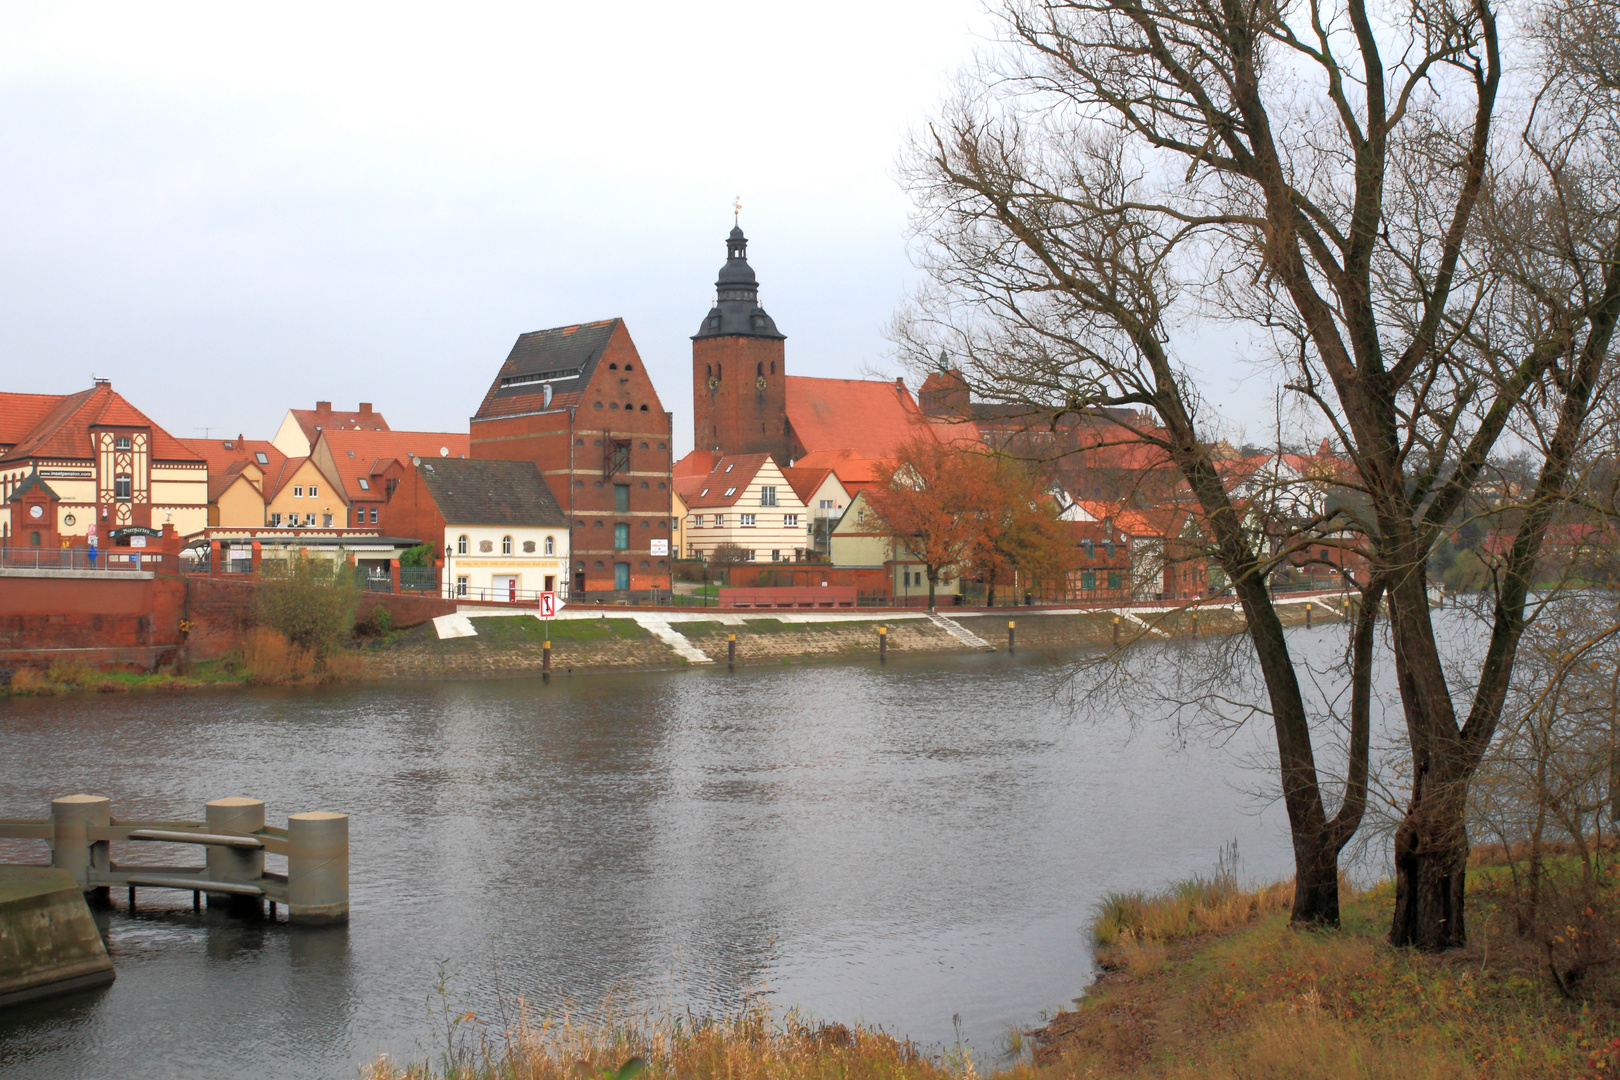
[690,224,975,464]
[470,319,674,595]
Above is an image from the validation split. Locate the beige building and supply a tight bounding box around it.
[675,454,810,563]
[179,437,290,529]
[263,458,347,530]
[829,490,963,601]
[271,401,390,458]
[0,381,207,542]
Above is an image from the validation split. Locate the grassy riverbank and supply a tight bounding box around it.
[368,856,1620,1080]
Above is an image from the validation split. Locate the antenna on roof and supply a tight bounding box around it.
[195,427,215,439]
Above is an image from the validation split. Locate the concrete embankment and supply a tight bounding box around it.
[357,598,1340,681]
[0,866,115,1006]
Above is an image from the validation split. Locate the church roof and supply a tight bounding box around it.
[784,376,968,460]
[0,383,202,465]
[693,226,784,340]
[474,318,623,420]
[415,458,568,528]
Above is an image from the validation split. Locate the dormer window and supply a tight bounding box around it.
[724,487,737,497]
[725,463,734,473]
[255,452,268,465]
[114,436,132,450]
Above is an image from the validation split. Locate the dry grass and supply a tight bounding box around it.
[240,627,363,684]
[362,1001,952,1080]
[1092,874,1294,950]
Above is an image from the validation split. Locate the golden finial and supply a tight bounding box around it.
[733,195,742,220]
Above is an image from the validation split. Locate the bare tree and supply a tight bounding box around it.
[898,0,1620,945]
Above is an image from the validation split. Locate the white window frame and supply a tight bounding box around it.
[293,485,303,498]
[502,535,513,555]
[760,486,777,507]
[740,513,756,527]
[743,549,757,561]
[309,484,318,497]
[457,534,469,555]
[544,535,554,555]
[783,514,798,527]
[456,576,469,597]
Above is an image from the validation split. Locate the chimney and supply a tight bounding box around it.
[359,403,373,417]
[316,401,332,416]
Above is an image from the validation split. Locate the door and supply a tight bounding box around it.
[544,574,555,592]
[493,575,518,602]
[614,562,630,590]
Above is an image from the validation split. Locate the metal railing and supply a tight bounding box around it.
[0,546,167,571]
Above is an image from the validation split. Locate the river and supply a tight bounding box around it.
[0,632,1377,1080]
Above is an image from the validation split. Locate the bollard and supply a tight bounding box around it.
[1112,615,1120,645]
[51,794,111,898]
[1008,620,1016,654]
[287,812,349,924]
[206,798,265,914]
[728,632,736,672]
[1305,604,1312,629]
[1191,611,1199,637]
[878,625,887,664]
[542,639,551,682]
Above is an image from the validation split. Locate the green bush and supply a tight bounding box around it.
[400,543,435,568]
[257,556,361,660]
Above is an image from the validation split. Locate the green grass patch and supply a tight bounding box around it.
[463,616,652,644]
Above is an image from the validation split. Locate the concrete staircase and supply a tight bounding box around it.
[926,611,994,651]
[632,615,715,664]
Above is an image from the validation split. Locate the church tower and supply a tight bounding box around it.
[692,222,790,461]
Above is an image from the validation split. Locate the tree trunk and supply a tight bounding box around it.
[927,568,938,611]
[1390,765,1470,949]
[1291,826,1342,927]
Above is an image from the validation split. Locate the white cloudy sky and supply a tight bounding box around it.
[0,3,1263,455]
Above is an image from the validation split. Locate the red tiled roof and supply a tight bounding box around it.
[780,466,834,506]
[673,450,717,478]
[289,404,389,445]
[315,428,469,502]
[263,456,314,501]
[785,376,974,459]
[178,438,287,489]
[682,454,773,509]
[0,384,203,465]
[1072,500,1185,538]
[0,392,74,448]
[792,449,886,492]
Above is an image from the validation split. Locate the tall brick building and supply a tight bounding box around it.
[470,319,674,595]
[692,225,790,460]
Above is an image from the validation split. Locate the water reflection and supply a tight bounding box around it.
[0,647,1326,1079]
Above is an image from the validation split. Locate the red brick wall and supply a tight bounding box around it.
[725,564,889,591]
[471,323,675,593]
[379,468,446,555]
[692,335,789,461]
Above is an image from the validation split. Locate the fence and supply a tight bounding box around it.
[0,795,348,924]
[0,546,170,572]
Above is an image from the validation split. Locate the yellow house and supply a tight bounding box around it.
[829,490,962,601]
[179,437,290,529]
[675,454,811,563]
[263,457,348,530]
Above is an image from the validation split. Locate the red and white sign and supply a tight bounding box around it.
[539,591,565,618]
[650,538,669,557]
[86,523,98,548]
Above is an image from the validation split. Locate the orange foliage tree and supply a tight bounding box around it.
[964,456,1075,605]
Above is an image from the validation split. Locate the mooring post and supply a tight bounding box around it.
[1191,611,1199,637]
[542,639,551,682]
[1112,615,1121,645]
[127,885,136,911]
[728,632,736,672]
[206,798,266,914]
[1008,620,1016,654]
[1305,604,1313,629]
[287,812,349,924]
[878,625,887,664]
[51,795,111,899]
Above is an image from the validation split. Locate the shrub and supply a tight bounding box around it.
[9,667,55,695]
[242,627,317,685]
[257,555,361,661]
[400,543,435,568]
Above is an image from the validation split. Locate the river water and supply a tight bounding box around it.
[0,634,1369,1080]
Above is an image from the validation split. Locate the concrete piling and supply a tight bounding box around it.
[286,812,349,924]
[1008,620,1016,654]
[728,632,736,672]
[542,639,551,681]
[1306,604,1312,628]
[1113,615,1120,645]
[206,798,265,914]
[50,795,110,899]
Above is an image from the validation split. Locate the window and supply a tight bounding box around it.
[502,535,513,555]
[370,507,377,524]
[270,513,281,526]
[1082,571,1096,591]
[305,513,316,526]
[713,514,724,527]
[724,487,736,497]
[819,499,834,509]
[457,534,468,555]
[615,484,630,512]
[689,515,700,528]
[614,523,630,550]
[114,474,132,499]
[658,442,666,450]
[743,549,757,561]
[614,562,630,589]
[309,485,318,497]
[544,535,554,555]
[760,486,777,507]
[639,480,649,489]
[783,514,798,527]
[700,488,709,497]
[640,442,649,450]
[771,550,781,562]
[358,478,370,491]
[30,530,40,547]
[293,486,303,498]
[255,452,269,466]
[1108,572,1122,591]
[456,576,469,597]
[741,513,756,526]
[114,435,131,450]
[594,401,603,409]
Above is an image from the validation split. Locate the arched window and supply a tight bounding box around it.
[502,535,512,555]
[757,362,763,375]
[639,404,648,411]
[30,531,41,547]
[625,363,633,371]
[770,361,775,374]
[608,362,618,370]
[594,401,604,409]
[544,535,554,555]
[457,534,468,555]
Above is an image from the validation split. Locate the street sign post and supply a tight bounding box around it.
[539,592,565,681]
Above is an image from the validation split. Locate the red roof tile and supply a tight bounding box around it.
[673,450,717,478]
[779,466,834,506]
[315,428,469,502]
[178,438,287,488]
[792,449,885,493]
[785,376,976,459]
[0,384,202,465]
[288,403,389,446]
[682,454,773,509]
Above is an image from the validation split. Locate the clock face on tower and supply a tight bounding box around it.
[756,376,767,390]
[29,504,43,519]
[707,376,718,391]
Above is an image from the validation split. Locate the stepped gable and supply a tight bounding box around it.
[475,318,622,420]
[414,458,567,528]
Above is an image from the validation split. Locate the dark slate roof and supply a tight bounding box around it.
[5,468,59,504]
[475,319,620,420]
[416,458,568,528]
[693,226,784,340]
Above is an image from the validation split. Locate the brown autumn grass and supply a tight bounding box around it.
[240,626,364,685]
[370,866,1620,1080]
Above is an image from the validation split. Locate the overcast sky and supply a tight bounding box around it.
[0,3,1266,455]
